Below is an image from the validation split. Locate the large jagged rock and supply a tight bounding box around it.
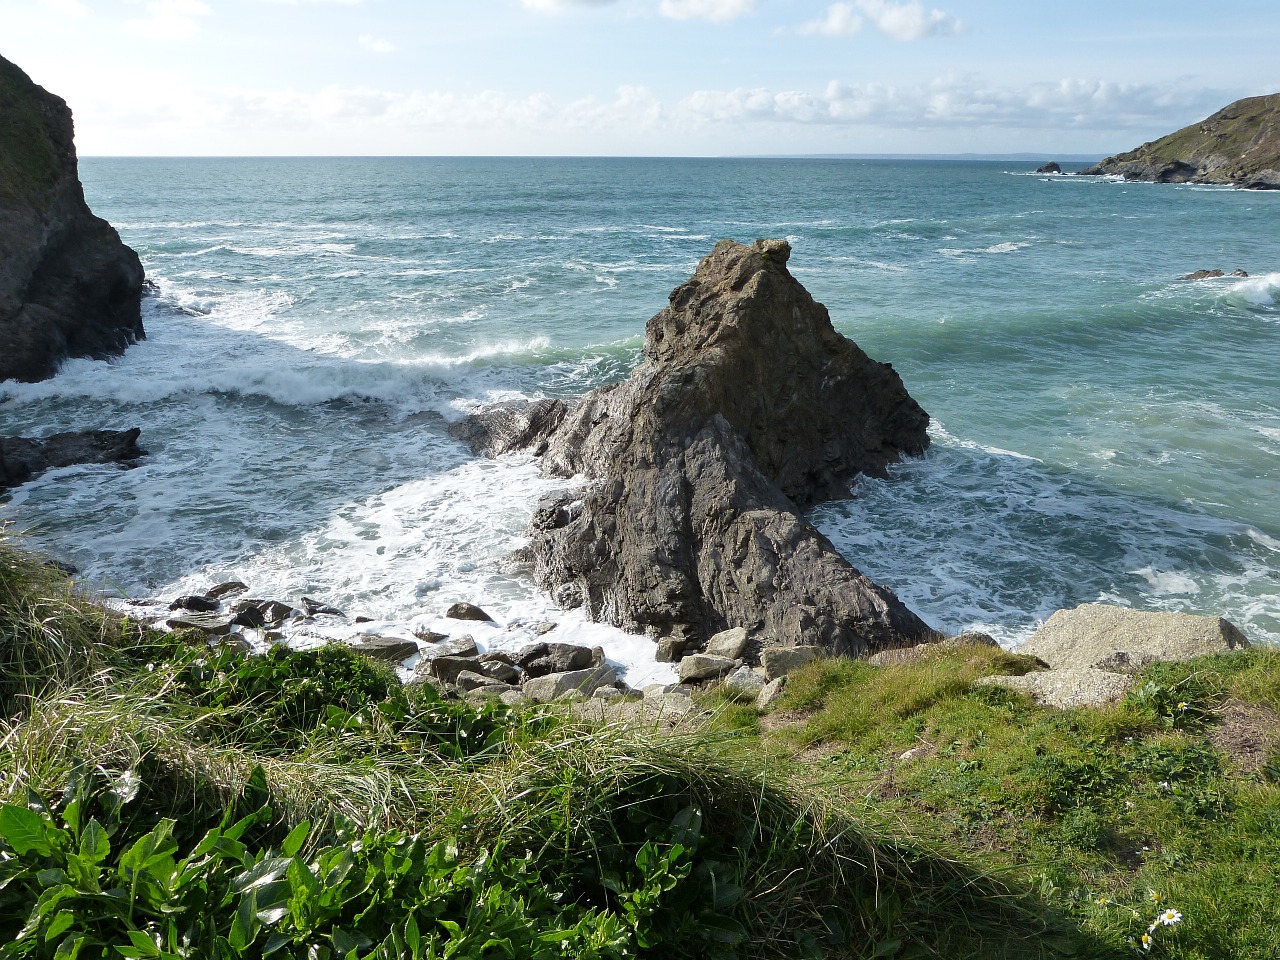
[0,428,144,490]
[0,55,145,383]
[453,239,940,658]
[1077,93,1280,189]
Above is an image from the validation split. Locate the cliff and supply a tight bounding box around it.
[0,54,144,383]
[1078,93,1280,189]
[453,239,940,661]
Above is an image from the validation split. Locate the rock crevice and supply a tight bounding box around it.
[454,239,940,659]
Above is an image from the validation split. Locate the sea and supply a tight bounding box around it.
[2,158,1277,685]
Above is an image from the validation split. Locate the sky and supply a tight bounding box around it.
[2,0,1278,157]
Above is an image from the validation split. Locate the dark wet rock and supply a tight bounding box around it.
[301,596,344,617]
[165,612,233,636]
[476,655,521,685]
[204,581,249,600]
[516,641,595,678]
[230,599,295,625]
[414,629,449,644]
[353,616,373,624]
[0,428,144,490]
[1077,93,1280,189]
[448,397,568,458]
[348,635,419,664]
[445,602,494,622]
[453,239,939,659]
[169,594,220,613]
[230,606,266,629]
[1035,161,1062,174]
[0,55,145,383]
[1180,268,1249,280]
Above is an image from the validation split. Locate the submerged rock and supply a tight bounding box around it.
[0,428,144,490]
[0,55,145,382]
[454,239,939,660]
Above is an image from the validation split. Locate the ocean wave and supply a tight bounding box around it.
[937,241,1032,257]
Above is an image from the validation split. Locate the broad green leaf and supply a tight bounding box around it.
[44,909,76,942]
[263,933,292,956]
[52,933,88,960]
[281,821,311,859]
[232,857,291,894]
[79,819,110,868]
[0,804,54,857]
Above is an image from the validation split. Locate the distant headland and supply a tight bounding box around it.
[1075,93,1280,189]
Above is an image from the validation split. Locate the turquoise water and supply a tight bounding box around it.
[2,157,1277,658]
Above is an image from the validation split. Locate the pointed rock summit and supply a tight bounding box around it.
[454,239,940,659]
[0,55,145,382]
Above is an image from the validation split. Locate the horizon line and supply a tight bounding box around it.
[80,152,1104,162]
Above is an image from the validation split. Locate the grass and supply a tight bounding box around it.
[0,57,61,205]
[3,531,1276,956]
[731,644,1280,958]
[0,534,1090,959]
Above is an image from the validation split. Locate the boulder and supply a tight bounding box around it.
[446,602,494,622]
[422,655,483,685]
[724,665,766,695]
[515,641,594,677]
[348,635,419,664]
[1035,161,1062,174]
[0,428,144,490]
[454,670,499,692]
[300,596,344,617]
[0,55,146,383]
[205,581,249,600]
[705,627,750,660]
[677,654,738,683]
[453,240,939,659]
[169,595,219,613]
[1018,604,1249,673]
[977,669,1134,711]
[522,664,617,703]
[756,676,787,711]
[761,645,823,681]
[165,612,233,636]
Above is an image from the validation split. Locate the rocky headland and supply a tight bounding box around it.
[1077,92,1280,188]
[0,54,145,383]
[453,239,940,666]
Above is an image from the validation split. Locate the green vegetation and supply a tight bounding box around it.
[2,533,1277,957]
[0,58,61,204]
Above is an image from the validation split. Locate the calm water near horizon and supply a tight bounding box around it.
[2,157,1277,677]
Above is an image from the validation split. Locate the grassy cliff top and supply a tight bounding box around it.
[0,55,62,206]
[1095,93,1280,184]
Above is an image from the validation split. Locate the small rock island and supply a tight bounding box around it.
[454,239,940,663]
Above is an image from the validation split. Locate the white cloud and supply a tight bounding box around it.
[359,34,395,53]
[38,0,90,16]
[521,0,616,12]
[797,3,862,37]
[798,1,958,41]
[855,0,959,41]
[677,77,1224,131]
[123,0,210,41]
[658,0,755,21]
